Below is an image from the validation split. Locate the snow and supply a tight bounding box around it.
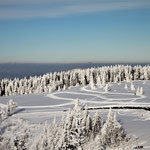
[0,80,150,149]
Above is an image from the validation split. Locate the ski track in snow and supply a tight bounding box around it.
[43,86,148,109]
[17,84,148,110]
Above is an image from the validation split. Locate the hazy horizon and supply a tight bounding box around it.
[0,62,149,80]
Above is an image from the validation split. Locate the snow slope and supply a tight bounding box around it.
[0,80,150,149]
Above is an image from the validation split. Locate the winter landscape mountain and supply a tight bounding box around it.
[1,0,150,149]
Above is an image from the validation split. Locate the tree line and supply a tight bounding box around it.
[0,65,150,96]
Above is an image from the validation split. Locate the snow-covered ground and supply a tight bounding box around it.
[0,80,150,149]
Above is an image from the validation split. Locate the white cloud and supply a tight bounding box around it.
[0,0,150,20]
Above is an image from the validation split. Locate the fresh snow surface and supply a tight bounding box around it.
[0,80,150,149]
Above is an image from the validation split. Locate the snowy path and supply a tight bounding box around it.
[1,81,149,113]
[7,81,147,113]
[44,84,149,109]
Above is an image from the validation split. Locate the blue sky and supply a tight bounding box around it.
[0,0,150,63]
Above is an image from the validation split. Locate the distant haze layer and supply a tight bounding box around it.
[0,63,149,80]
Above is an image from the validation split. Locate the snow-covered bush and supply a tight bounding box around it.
[6,99,17,116]
[136,87,144,96]
[0,99,17,122]
[0,117,32,150]
[0,137,15,150]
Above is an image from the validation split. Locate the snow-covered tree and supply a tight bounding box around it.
[131,83,135,91]
[136,87,144,96]
[96,76,102,87]
[0,65,150,97]
[92,112,102,137]
[67,99,91,149]
[89,74,96,90]
[140,87,144,95]
[6,99,17,116]
[104,84,111,92]
[31,100,137,150]
[101,109,127,148]
[124,83,128,89]
[136,86,140,96]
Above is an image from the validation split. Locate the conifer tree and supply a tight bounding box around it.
[92,112,102,137]
[101,109,126,148]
